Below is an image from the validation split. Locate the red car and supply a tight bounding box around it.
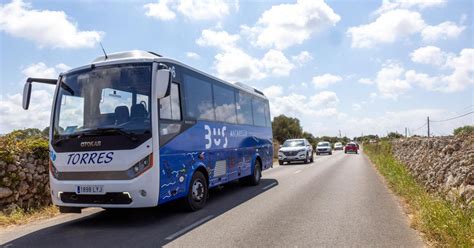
[344,143,359,154]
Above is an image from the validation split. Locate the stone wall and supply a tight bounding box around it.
[391,133,473,209]
[0,153,51,212]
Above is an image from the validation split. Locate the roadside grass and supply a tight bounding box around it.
[364,142,473,247]
[0,205,59,227]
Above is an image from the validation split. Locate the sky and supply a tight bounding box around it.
[0,0,473,138]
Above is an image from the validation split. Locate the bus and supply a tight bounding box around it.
[22,50,273,213]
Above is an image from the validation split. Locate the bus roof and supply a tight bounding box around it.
[65,50,267,99]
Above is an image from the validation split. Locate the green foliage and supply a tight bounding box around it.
[365,142,473,247]
[354,134,379,143]
[41,127,50,138]
[272,115,303,143]
[453,125,474,136]
[0,128,49,163]
[387,132,404,139]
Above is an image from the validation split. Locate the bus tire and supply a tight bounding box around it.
[183,171,208,211]
[241,159,261,186]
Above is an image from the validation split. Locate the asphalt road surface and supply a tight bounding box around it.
[1,150,424,248]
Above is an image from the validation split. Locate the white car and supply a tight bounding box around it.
[316,141,332,155]
[278,139,314,165]
[334,142,343,150]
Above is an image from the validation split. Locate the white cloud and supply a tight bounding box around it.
[421,21,465,42]
[261,49,295,76]
[197,29,295,81]
[358,78,374,85]
[0,90,53,133]
[144,0,238,21]
[352,103,362,111]
[373,48,473,95]
[21,62,70,79]
[196,29,240,50]
[375,62,411,99]
[312,73,342,88]
[186,52,200,60]
[441,48,474,92]
[0,0,103,48]
[410,46,448,66]
[347,9,426,48]
[407,48,474,92]
[262,85,283,99]
[309,91,339,107]
[0,62,70,133]
[292,51,313,66]
[214,48,266,82]
[348,1,464,48]
[144,0,176,20]
[375,0,446,14]
[241,0,340,50]
[177,0,238,21]
[263,86,340,119]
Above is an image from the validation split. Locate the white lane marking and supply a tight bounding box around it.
[262,182,277,190]
[165,215,214,240]
[294,170,302,174]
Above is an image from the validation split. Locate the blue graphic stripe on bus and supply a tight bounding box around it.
[158,121,272,204]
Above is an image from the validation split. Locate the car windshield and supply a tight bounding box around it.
[282,140,305,147]
[318,142,330,147]
[52,63,152,138]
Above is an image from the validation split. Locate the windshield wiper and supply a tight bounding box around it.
[92,127,139,142]
[54,127,139,146]
[54,133,81,146]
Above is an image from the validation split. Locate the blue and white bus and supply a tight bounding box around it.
[23,50,273,212]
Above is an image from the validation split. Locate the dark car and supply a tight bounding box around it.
[344,142,358,154]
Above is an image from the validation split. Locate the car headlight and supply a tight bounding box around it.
[298,149,306,153]
[126,154,153,178]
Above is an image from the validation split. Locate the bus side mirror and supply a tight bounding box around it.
[155,69,171,99]
[23,81,32,110]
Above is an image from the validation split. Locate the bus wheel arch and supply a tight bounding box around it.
[241,155,262,186]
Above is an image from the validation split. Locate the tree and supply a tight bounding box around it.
[387,132,403,139]
[272,115,303,143]
[9,128,42,140]
[302,132,317,148]
[453,125,474,136]
[42,127,50,137]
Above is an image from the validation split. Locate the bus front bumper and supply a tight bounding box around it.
[49,167,160,208]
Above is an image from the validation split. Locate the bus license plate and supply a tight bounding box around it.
[76,185,104,195]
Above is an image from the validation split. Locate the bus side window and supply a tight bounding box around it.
[159,83,181,120]
[236,91,253,125]
[264,101,271,127]
[252,97,266,127]
[159,83,182,140]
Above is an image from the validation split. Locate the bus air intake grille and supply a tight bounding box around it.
[61,192,132,205]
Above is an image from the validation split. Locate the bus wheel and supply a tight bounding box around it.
[183,171,208,211]
[241,159,261,186]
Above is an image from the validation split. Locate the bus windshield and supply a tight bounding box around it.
[53,63,152,139]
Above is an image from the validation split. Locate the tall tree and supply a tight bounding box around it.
[272,115,303,143]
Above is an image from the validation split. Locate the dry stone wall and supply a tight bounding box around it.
[0,153,51,212]
[391,133,473,209]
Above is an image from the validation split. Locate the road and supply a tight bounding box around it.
[1,150,424,248]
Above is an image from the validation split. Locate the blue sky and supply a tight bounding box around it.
[1,0,473,137]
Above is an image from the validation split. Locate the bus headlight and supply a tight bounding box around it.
[127,154,153,178]
[50,162,59,179]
